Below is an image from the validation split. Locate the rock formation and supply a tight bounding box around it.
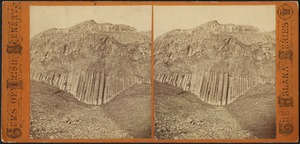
[154,20,275,105]
[30,20,150,105]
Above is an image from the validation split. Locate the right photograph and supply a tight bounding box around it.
[154,6,276,139]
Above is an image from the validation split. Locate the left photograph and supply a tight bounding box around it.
[30,6,152,139]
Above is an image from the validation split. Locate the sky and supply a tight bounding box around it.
[30,5,276,39]
[30,6,152,38]
[154,6,276,38]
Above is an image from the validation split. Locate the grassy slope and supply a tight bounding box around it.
[225,83,276,138]
[154,82,276,140]
[103,83,151,138]
[30,80,151,139]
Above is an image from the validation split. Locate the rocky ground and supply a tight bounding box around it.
[154,82,276,140]
[30,80,151,139]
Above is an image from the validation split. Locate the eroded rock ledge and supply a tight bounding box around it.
[30,21,150,105]
[154,21,275,106]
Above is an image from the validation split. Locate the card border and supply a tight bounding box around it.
[1,1,298,143]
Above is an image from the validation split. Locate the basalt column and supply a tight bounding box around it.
[31,70,142,105]
[155,69,270,105]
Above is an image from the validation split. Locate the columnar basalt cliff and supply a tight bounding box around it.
[30,20,150,105]
[31,71,142,105]
[154,21,275,105]
[155,70,269,105]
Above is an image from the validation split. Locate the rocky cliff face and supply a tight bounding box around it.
[30,20,150,105]
[154,20,275,105]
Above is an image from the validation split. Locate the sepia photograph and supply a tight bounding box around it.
[154,6,276,140]
[29,6,152,139]
[2,1,298,143]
